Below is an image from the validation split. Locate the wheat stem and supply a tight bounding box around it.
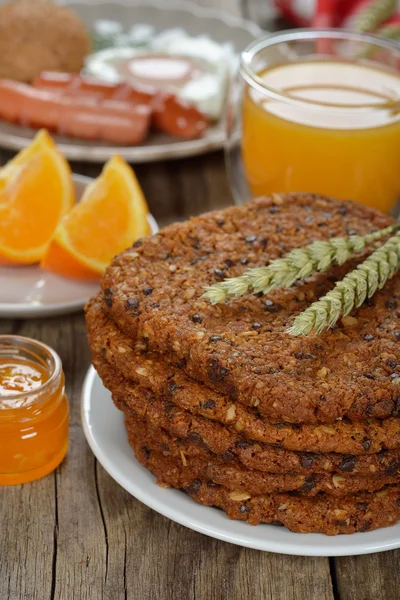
[203,223,399,304]
[287,232,400,336]
[355,0,397,33]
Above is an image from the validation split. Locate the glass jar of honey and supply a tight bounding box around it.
[0,335,69,485]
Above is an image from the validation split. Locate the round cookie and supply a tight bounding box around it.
[125,393,400,477]
[92,351,400,456]
[125,413,400,497]
[189,481,400,535]
[86,293,400,424]
[131,431,400,535]
[98,194,400,424]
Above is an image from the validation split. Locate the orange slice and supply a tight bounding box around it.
[0,130,74,264]
[41,155,151,280]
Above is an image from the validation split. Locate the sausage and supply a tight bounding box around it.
[151,93,208,140]
[33,71,156,104]
[0,80,151,145]
[34,71,209,139]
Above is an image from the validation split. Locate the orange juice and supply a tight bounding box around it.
[242,60,400,212]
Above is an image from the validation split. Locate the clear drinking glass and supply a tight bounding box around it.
[225,29,400,212]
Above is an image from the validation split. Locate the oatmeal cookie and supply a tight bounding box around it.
[92,351,400,456]
[124,413,400,497]
[86,294,400,425]
[132,432,400,535]
[99,194,400,424]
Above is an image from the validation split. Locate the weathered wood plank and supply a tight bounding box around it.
[96,461,335,600]
[0,476,56,600]
[232,551,334,600]
[134,152,232,227]
[334,550,400,600]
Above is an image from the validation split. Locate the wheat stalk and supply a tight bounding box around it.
[287,232,400,336]
[376,24,400,40]
[355,0,397,33]
[357,23,400,59]
[203,224,399,304]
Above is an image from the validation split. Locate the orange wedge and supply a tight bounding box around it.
[0,130,74,264]
[41,155,151,280]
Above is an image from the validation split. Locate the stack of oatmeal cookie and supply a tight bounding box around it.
[86,194,400,535]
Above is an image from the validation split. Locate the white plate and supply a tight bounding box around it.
[81,366,400,556]
[0,0,265,163]
[0,174,158,319]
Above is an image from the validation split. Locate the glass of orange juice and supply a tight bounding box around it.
[226,29,400,213]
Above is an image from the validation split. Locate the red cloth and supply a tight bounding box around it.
[275,0,399,28]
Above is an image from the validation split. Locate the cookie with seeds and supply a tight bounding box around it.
[124,408,400,478]
[98,193,400,424]
[86,294,400,426]
[92,350,400,456]
[189,481,400,535]
[124,413,400,497]
[129,425,400,535]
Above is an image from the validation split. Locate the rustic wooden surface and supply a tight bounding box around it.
[0,1,399,599]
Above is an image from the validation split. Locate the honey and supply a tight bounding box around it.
[0,360,48,394]
[0,336,69,485]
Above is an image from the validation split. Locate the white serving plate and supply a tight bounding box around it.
[0,174,158,319]
[0,0,265,163]
[81,366,400,557]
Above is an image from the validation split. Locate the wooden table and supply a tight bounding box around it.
[1,1,399,598]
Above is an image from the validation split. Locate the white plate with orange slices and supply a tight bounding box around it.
[0,130,158,319]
